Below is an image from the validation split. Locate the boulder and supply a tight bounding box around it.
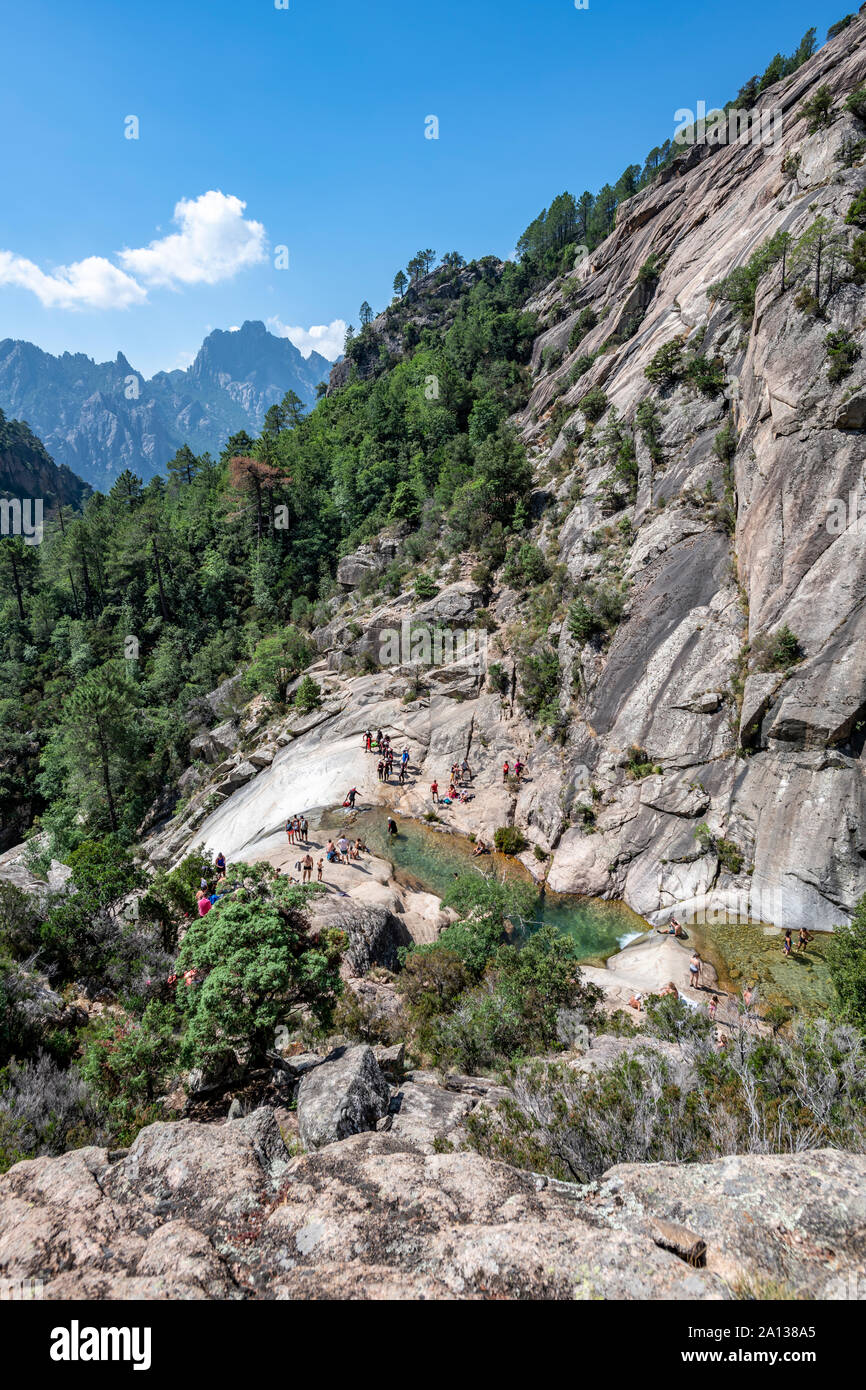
[297,1045,391,1150]
[386,1081,476,1152]
[332,905,411,977]
[189,720,238,765]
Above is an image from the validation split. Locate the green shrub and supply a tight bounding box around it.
[845,190,866,228]
[414,573,439,600]
[685,353,726,396]
[751,623,803,672]
[79,1000,179,1143]
[578,387,609,423]
[826,327,861,383]
[294,675,322,713]
[569,353,595,383]
[800,83,834,132]
[517,646,560,717]
[502,542,549,589]
[845,83,866,122]
[827,893,866,1028]
[243,627,314,704]
[644,340,684,388]
[709,230,790,322]
[494,826,528,856]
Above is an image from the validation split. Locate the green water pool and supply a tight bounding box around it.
[689,919,835,1014]
[317,806,646,963]
[314,806,835,1013]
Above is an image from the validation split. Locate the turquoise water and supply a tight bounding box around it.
[317,806,645,963]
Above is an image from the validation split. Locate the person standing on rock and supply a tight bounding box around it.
[515,757,524,782]
[402,747,410,770]
[301,815,309,841]
[286,817,295,844]
[317,857,324,881]
[503,760,510,782]
[301,853,314,883]
[688,950,702,990]
[461,757,472,783]
[215,851,226,877]
[337,835,350,862]
[364,730,372,752]
[783,929,793,957]
[431,779,439,804]
[346,788,357,808]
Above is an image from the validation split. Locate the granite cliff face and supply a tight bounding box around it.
[518,21,866,931]
[0,322,331,488]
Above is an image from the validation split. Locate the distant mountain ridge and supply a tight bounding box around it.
[0,321,332,488]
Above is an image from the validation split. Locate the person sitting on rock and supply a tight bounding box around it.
[660,981,679,998]
[325,839,338,863]
[472,837,487,856]
[196,890,212,918]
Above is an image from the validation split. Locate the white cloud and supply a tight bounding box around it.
[268,315,346,361]
[119,191,266,287]
[0,250,146,310]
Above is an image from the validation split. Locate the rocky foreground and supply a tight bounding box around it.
[0,1041,863,1301]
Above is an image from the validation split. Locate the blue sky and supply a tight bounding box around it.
[0,0,846,377]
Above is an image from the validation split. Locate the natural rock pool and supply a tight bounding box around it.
[319,807,651,963]
[317,806,835,1013]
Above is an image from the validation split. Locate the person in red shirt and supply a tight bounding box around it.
[503,761,510,782]
[431,780,439,803]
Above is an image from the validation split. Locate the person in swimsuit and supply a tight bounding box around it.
[782,929,793,957]
[301,853,314,883]
[688,951,702,989]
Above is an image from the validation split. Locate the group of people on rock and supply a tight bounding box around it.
[430,759,475,808]
[285,814,310,844]
[324,834,366,865]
